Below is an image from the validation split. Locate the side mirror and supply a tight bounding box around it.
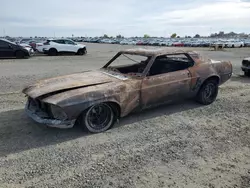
[9,44,13,49]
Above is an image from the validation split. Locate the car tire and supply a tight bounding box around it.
[80,103,117,133]
[48,48,58,56]
[244,71,250,77]
[77,48,87,55]
[232,44,235,48]
[196,79,219,105]
[16,51,25,59]
[82,47,87,55]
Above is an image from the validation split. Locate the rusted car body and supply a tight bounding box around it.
[23,48,232,132]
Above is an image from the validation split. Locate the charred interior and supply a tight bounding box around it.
[106,53,195,76]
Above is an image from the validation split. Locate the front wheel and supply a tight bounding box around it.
[196,80,218,105]
[77,48,87,55]
[80,103,117,133]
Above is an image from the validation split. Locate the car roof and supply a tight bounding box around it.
[0,38,11,42]
[48,38,72,41]
[0,38,16,44]
[119,48,199,56]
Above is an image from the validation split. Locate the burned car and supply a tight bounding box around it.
[242,57,250,76]
[23,49,232,133]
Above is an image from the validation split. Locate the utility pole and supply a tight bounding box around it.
[3,28,6,37]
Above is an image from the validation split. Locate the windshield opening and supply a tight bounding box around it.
[105,53,151,77]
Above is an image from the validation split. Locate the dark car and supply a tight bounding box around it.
[0,38,32,58]
[242,57,250,76]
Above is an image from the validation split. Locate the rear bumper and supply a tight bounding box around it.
[241,65,250,72]
[36,47,44,53]
[25,100,75,129]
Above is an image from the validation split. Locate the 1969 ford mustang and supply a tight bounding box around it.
[22,49,232,133]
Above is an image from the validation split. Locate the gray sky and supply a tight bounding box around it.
[1,0,250,37]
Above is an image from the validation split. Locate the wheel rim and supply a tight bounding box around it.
[203,83,216,100]
[86,104,112,130]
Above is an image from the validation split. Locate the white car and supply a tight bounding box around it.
[225,41,244,48]
[127,41,136,45]
[120,40,129,45]
[37,39,87,55]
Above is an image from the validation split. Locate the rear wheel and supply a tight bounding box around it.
[16,51,25,59]
[80,103,117,133]
[48,48,57,56]
[196,79,219,105]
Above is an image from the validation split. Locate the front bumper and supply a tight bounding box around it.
[29,49,34,56]
[24,47,34,56]
[25,99,75,129]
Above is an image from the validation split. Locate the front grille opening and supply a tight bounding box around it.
[28,97,52,119]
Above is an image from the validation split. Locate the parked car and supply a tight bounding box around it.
[173,42,184,47]
[23,48,232,133]
[0,38,34,58]
[225,41,244,48]
[244,41,250,47]
[241,57,250,76]
[36,39,87,56]
[18,38,32,44]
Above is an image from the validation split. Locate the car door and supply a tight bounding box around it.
[53,40,65,52]
[64,40,77,53]
[140,54,193,109]
[0,40,15,57]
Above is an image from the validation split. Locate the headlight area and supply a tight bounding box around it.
[49,104,68,121]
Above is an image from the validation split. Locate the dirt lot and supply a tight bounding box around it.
[0,43,249,188]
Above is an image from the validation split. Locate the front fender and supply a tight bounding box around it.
[62,97,121,120]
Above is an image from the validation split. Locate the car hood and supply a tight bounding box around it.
[77,43,86,48]
[22,70,117,99]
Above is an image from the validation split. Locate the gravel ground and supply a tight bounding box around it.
[0,44,249,188]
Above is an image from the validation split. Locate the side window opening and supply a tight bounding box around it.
[52,40,65,44]
[148,54,194,76]
[0,41,9,48]
[65,40,75,45]
[108,54,151,75]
